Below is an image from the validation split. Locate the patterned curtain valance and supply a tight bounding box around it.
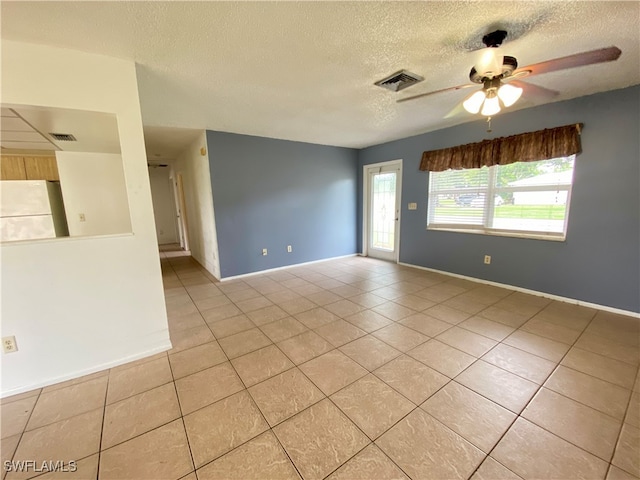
[419,123,583,172]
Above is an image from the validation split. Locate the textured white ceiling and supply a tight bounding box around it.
[2,1,639,149]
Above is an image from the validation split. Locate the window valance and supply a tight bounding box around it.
[419,123,583,172]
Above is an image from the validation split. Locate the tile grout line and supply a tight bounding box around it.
[465,308,608,479]
[169,257,200,478]
[302,271,478,477]
[278,338,449,479]
[174,258,233,366]
[149,259,640,479]
[603,359,640,479]
[338,322,509,477]
[449,302,579,475]
[11,403,104,480]
[220,345,308,480]
[147,258,198,478]
[231,324,392,479]
[3,388,42,480]
[8,255,636,480]
[172,258,633,478]
[170,258,302,477]
[541,365,636,419]
[93,371,111,480]
[214,262,622,474]
[10,376,108,434]
[447,296,637,387]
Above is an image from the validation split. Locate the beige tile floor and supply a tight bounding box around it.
[2,251,640,480]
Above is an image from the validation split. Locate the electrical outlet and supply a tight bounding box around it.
[287,245,292,253]
[484,255,491,265]
[2,336,18,354]
[262,248,268,256]
[79,213,86,222]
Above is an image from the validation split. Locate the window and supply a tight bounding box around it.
[427,156,575,240]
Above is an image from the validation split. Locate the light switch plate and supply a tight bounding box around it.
[408,202,418,210]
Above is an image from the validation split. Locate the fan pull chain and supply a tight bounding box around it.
[486,116,493,133]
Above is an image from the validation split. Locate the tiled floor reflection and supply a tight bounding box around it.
[2,252,639,480]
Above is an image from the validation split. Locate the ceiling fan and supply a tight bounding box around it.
[398,30,622,117]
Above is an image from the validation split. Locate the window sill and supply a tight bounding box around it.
[427,226,566,242]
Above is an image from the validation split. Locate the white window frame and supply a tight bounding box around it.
[427,157,575,241]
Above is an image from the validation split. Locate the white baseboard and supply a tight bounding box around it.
[398,262,640,319]
[1,341,172,398]
[189,255,220,282]
[221,254,358,282]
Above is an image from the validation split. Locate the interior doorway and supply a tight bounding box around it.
[173,172,190,252]
[148,164,179,245]
[363,160,402,262]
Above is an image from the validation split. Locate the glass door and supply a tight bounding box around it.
[366,163,401,261]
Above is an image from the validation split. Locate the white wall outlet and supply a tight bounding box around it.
[408,202,418,210]
[262,248,268,256]
[287,245,292,253]
[2,336,18,354]
[484,255,491,265]
[79,213,86,222]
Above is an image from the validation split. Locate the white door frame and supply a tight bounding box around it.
[362,159,402,262]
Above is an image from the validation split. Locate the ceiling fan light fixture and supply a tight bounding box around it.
[463,90,487,114]
[475,48,504,78]
[481,93,501,116]
[498,83,523,107]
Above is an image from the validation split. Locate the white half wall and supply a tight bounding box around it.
[148,166,178,245]
[56,152,132,237]
[173,133,221,279]
[0,41,170,396]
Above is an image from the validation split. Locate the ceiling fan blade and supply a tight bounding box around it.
[397,84,475,103]
[514,46,621,78]
[510,80,560,101]
[444,102,468,119]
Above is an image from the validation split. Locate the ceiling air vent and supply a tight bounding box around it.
[49,133,77,141]
[375,70,424,92]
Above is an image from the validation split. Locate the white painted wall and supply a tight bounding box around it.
[56,152,132,237]
[0,41,170,396]
[172,133,220,279]
[148,166,178,244]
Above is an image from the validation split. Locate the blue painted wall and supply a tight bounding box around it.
[358,86,640,312]
[207,131,358,278]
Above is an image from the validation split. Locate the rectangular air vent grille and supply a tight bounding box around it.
[375,70,424,92]
[49,133,77,141]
